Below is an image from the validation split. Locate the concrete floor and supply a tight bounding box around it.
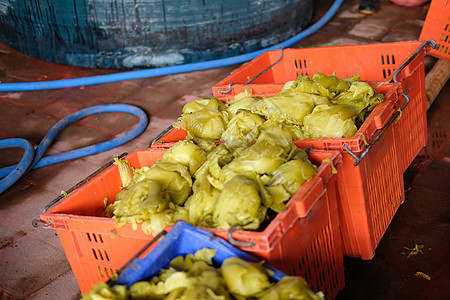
[0,0,449,299]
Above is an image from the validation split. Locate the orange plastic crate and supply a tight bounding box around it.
[294,127,404,260]
[155,41,433,174]
[212,41,434,171]
[419,0,450,62]
[390,42,431,173]
[152,81,405,259]
[211,41,430,98]
[152,82,401,152]
[39,148,344,297]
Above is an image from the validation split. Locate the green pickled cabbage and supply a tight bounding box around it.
[162,140,208,175]
[181,108,228,140]
[331,80,384,122]
[221,110,265,151]
[113,157,134,188]
[185,145,234,227]
[281,72,356,99]
[106,177,188,235]
[81,282,128,300]
[213,175,267,230]
[129,281,167,299]
[313,73,350,95]
[269,159,317,195]
[285,144,310,162]
[222,126,292,177]
[251,92,329,125]
[182,97,226,114]
[279,72,383,127]
[193,248,216,265]
[141,207,175,235]
[225,89,260,118]
[303,104,359,138]
[83,248,321,300]
[184,178,221,227]
[258,119,306,142]
[129,248,230,300]
[266,185,292,212]
[174,283,228,300]
[110,179,169,227]
[139,203,188,236]
[176,98,229,140]
[193,144,234,183]
[142,161,192,205]
[220,256,271,297]
[280,74,333,99]
[258,276,323,300]
[222,143,285,177]
[164,271,189,292]
[257,145,317,212]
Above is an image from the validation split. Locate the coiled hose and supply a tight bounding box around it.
[0,104,148,194]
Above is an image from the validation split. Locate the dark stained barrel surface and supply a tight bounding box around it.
[0,0,314,69]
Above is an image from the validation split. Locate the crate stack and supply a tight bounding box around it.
[154,41,434,260]
[37,1,450,298]
[39,145,346,297]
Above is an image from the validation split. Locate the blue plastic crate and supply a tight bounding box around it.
[113,221,286,288]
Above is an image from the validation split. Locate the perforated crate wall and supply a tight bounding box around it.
[420,0,450,62]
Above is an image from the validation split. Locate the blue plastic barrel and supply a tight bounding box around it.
[0,0,313,69]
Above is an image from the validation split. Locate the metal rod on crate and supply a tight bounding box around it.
[31,152,129,228]
[393,40,437,83]
[218,81,236,94]
[218,48,284,94]
[344,93,410,166]
[244,48,285,85]
[228,226,255,247]
[150,124,175,146]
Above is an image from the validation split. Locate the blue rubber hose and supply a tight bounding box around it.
[0,104,148,194]
[0,0,343,92]
[0,138,35,194]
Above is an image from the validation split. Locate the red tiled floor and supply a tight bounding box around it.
[0,0,448,299]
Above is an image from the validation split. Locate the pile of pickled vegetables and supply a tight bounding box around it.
[173,72,383,146]
[103,72,383,235]
[82,248,324,300]
[104,126,317,235]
